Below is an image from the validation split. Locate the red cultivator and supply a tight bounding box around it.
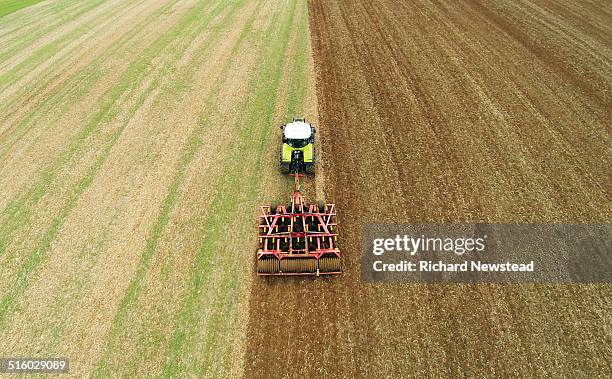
[257,174,341,276]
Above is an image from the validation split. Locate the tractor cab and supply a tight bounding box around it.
[283,120,313,146]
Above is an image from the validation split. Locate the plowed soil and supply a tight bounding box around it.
[244,1,612,377]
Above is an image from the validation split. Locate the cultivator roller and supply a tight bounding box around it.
[257,174,341,276]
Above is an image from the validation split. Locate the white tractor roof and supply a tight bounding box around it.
[284,121,311,139]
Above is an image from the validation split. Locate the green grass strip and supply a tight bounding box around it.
[99,1,264,374]
[197,2,312,376]
[160,1,301,377]
[0,0,219,327]
[0,0,47,18]
[0,0,180,159]
[286,2,310,117]
[0,0,119,89]
[0,0,103,64]
[0,0,186,260]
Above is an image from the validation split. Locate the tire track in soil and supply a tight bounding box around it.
[244,0,612,377]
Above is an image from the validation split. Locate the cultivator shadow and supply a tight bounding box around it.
[257,174,341,276]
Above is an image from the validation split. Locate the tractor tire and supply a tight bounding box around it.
[280,162,290,174]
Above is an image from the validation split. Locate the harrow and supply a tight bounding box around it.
[256,174,341,276]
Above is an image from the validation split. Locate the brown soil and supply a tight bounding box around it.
[244,0,612,377]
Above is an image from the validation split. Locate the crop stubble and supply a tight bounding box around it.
[1,0,317,376]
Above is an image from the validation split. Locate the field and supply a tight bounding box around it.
[249,0,612,377]
[0,0,611,377]
[0,0,317,376]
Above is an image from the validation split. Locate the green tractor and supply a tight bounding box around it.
[280,117,315,174]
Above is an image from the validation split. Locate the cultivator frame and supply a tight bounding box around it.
[257,174,341,276]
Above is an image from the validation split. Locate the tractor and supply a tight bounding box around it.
[256,117,341,276]
[280,117,315,175]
